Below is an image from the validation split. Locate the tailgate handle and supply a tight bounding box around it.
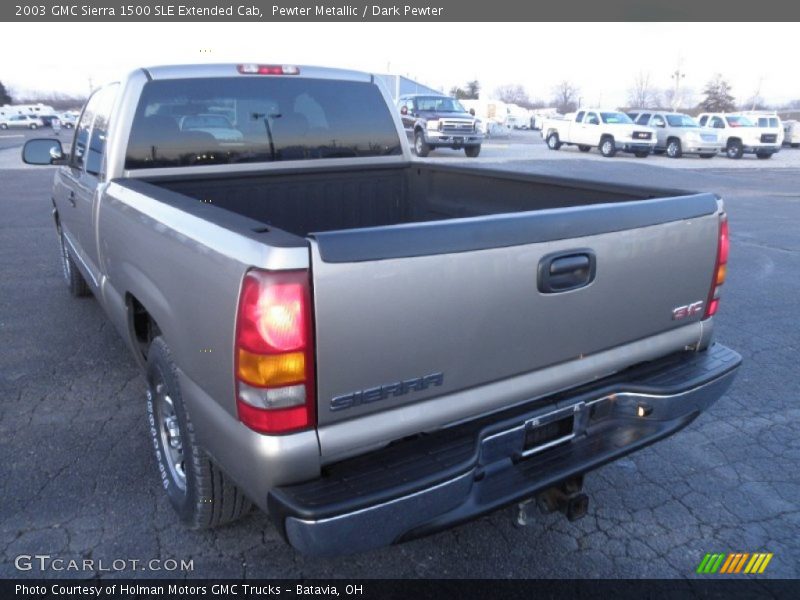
[538,250,596,294]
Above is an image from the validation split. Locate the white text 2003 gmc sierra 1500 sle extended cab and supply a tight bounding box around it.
[22,63,741,556]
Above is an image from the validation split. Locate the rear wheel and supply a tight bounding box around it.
[726,140,744,159]
[599,137,616,157]
[464,145,481,158]
[0,123,7,130]
[546,132,562,150]
[29,123,38,130]
[146,337,251,529]
[414,130,430,157]
[666,138,683,159]
[756,152,773,160]
[578,145,591,152]
[59,228,91,297]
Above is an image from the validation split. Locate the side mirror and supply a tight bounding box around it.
[400,106,408,116]
[22,138,66,165]
[469,108,475,116]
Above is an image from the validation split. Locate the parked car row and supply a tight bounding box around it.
[0,111,78,130]
[540,108,787,159]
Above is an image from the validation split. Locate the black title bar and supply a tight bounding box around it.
[3,0,800,21]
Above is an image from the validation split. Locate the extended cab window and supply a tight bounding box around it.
[125,77,402,169]
[575,111,585,123]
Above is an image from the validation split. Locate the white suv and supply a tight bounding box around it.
[697,113,781,159]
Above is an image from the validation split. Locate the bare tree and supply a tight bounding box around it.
[494,84,530,107]
[551,81,579,114]
[627,71,661,109]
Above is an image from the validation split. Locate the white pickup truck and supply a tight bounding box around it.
[542,110,656,158]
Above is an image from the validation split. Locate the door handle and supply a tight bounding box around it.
[538,250,596,294]
[67,191,76,207]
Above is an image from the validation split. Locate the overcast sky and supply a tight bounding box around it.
[1,22,797,107]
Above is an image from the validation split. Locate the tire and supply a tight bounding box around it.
[413,130,430,157]
[146,337,252,529]
[726,140,743,159]
[578,145,591,152]
[599,137,616,158]
[756,152,773,160]
[0,123,7,129]
[59,228,91,297]
[546,132,561,150]
[700,153,716,159]
[666,138,683,159]
[634,151,650,158]
[464,145,481,158]
[29,123,38,130]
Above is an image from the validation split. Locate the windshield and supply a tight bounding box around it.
[726,116,754,127]
[125,77,402,169]
[414,96,466,113]
[665,114,699,128]
[600,112,633,124]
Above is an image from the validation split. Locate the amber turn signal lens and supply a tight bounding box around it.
[237,349,305,387]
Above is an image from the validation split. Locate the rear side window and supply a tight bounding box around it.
[125,77,402,169]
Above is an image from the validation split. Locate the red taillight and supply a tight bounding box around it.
[704,214,729,319]
[235,270,315,434]
[237,64,300,75]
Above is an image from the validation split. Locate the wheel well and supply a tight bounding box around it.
[127,294,161,363]
[728,137,742,145]
[667,136,680,144]
[600,134,614,142]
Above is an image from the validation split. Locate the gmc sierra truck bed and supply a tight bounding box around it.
[22,63,740,556]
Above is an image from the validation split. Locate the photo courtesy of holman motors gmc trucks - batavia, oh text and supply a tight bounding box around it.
[22,62,740,556]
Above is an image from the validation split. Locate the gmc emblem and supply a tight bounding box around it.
[672,301,704,320]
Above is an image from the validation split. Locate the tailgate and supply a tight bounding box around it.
[309,194,720,432]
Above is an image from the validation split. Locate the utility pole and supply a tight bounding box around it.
[751,76,764,110]
[670,58,685,111]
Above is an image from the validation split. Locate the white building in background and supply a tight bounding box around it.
[0,103,56,119]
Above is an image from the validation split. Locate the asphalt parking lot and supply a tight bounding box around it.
[1,128,799,579]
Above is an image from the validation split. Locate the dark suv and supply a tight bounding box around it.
[398,94,483,157]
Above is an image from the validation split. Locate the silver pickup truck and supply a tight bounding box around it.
[23,63,740,556]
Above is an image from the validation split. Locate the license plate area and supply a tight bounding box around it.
[521,413,575,457]
[524,414,574,450]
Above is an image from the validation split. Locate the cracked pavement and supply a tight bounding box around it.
[1,155,798,579]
